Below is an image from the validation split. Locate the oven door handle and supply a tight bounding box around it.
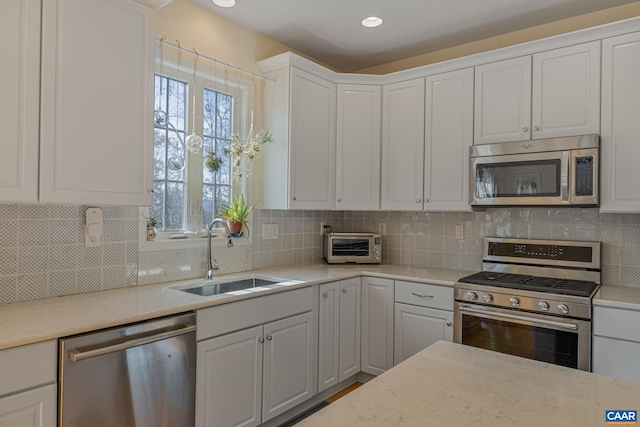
[458,305,578,331]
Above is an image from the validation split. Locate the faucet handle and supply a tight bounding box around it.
[212,258,219,271]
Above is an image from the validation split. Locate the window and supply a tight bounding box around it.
[150,75,237,233]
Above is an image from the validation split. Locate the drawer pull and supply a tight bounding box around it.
[412,292,434,298]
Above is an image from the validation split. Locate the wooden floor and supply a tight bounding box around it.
[327,382,363,403]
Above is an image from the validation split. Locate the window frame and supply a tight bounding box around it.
[139,51,256,252]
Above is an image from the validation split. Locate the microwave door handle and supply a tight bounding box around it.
[561,151,570,203]
[458,305,578,331]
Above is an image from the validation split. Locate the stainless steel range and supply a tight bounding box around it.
[454,237,601,371]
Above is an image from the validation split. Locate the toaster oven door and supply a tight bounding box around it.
[326,236,373,263]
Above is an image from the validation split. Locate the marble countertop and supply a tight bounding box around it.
[298,341,640,427]
[594,285,640,310]
[0,262,470,350]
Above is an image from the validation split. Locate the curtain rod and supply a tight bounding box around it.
[157,37,273,83]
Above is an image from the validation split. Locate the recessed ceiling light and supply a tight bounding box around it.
[362,16,383,28]
[213,0,236,7]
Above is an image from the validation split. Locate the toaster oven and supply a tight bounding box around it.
[323,232,382,264]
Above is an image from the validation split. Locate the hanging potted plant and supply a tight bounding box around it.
[217,193,258,237]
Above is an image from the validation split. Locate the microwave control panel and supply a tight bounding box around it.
[575,156,594,196]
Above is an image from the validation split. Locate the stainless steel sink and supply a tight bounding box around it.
[173,275,302,297]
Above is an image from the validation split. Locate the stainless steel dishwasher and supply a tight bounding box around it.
[59,312,196,427]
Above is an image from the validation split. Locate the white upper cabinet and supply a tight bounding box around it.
[381,78,425,211]
[336,84,381,210]
[531,41,601,139]
[289,68,336,210]
[474,56,532,144]
[0,0,40,202]
[39,0,154,205]
[600,31,640,213]
[424,68,473,212]
[474,41,600,145]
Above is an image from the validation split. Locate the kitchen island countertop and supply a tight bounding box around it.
[298,340,640,427]
[0,262,470,350]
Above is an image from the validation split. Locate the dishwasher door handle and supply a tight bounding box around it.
[68,324,197,362]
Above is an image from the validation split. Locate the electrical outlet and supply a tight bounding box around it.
[262,224,278,240]
[455,225,464,240]
[320,221,327,235]
[378,222,387,236]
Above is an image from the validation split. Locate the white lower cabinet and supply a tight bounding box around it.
[318,278,361,392]
[394,304,453,365]
[0,340,57,427]
[361,277,394,376]
[592,305,640,383]
[195,288,315,427]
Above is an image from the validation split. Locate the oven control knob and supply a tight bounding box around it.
[483,294,494,303]
[509,297,520,307]
[558,304,569,314]
[467,292,478,301]
[538,301,550,311]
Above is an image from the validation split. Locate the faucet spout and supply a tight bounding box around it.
[205,218,233,279]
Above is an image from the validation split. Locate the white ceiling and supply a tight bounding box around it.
[190,0,637,72]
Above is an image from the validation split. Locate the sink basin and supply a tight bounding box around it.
[172,275,302,297]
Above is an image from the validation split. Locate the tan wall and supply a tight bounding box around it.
[155,0,335,74]
[357,1,640,74]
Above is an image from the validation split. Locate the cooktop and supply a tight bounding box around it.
[458,271,598,297]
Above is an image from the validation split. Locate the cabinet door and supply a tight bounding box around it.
[336,84,381,210]
[289,68,336,209]
[381,78,425,210]
[262,311,314,422]
[196,326,263,427]
[0,384,57,427]
[424,68,473,212]
[600,32,640,213]
[593,336,640,383]
[531,41,600,139]
[361,277,394,376]
[40,0,154,205]
[318,282,340,393]
[339,278,361,381]
[474,56,532,144]
[394,303,453,366]
[0,0,40,202]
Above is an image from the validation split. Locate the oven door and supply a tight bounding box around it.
[454,303,591,371]
[470,150,569,206]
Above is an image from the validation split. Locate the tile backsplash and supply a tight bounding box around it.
[0,204,138,304]
[3,203,640,304]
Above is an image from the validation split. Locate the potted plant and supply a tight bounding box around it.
[143,214,161,241]
[217,193,258,237]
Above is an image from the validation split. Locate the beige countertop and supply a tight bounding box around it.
[298,340,640,427]
[594,284,640,310]
[0,262,470,350]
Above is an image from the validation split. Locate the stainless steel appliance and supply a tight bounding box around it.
[59,313,196,427]
[470,134,599,207]
[454,238,601,371]
[323,232,382,264]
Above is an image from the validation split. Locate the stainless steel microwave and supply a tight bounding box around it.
[323,232,381,264]
[470,134,599,207]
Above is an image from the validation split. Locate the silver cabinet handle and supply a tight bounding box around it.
[147,188,155,193]
[267,335,273,340]
[322,293,328,298]
[337,198,342,202]
[342,288,347,293]
[293,196,296,201]
[412,292,434,298]
[533,126,540,131]
[446,322,452,327]
[416,199,421,203]
[68,324,196,362]
[258,337,264,343]
[522,126,528,132]
[424,199,429,203]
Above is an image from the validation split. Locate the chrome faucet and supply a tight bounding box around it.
[205,218,234,279]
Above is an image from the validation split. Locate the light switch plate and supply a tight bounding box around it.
[262,224,278,240]
[378,222,387,236]
[85,208,103,247]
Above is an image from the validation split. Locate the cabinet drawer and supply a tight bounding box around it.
[593,306,640,342]
[593,336,640,383]
[0,340,57,398]
[197,287,314,341]
[394,281,453,310]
